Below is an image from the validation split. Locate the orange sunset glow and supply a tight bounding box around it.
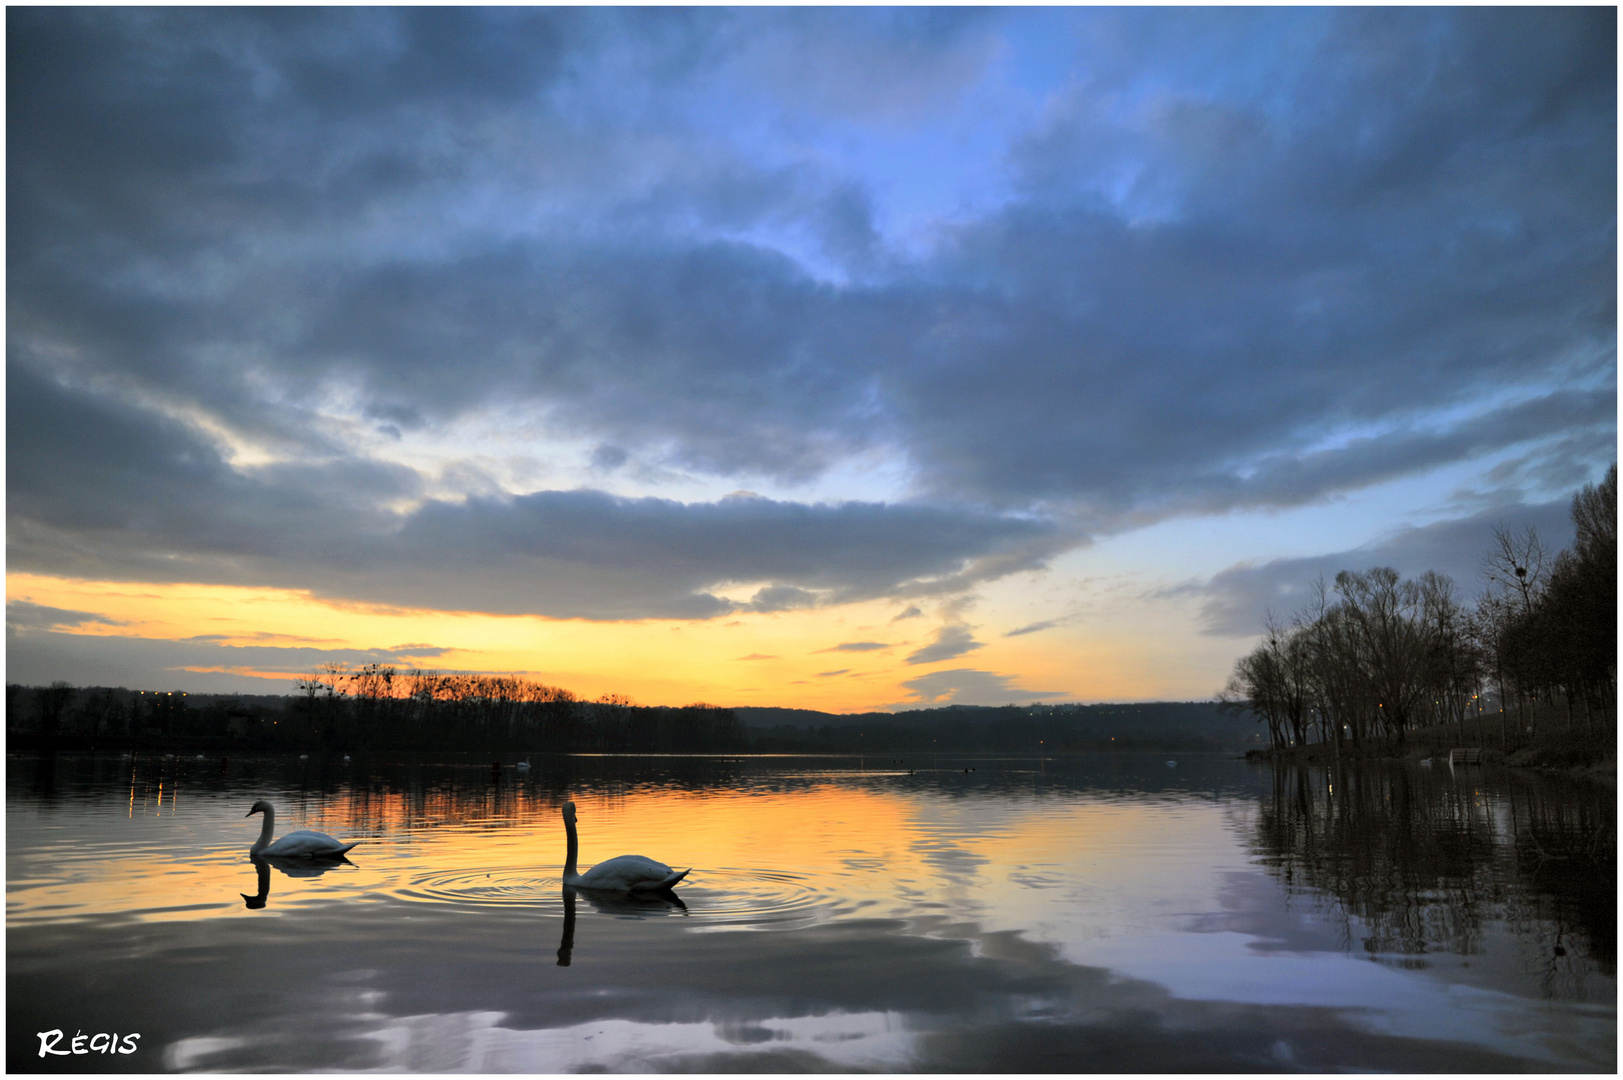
[7,569,1184,711]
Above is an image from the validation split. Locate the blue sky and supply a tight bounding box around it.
[6,7,1615,707]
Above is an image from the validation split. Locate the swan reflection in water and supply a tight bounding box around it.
[240,852,356,909]
[556,885,687,967]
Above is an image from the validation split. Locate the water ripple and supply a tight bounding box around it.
[394,867,564,910]
[676,868,846,929]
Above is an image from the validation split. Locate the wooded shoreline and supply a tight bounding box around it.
[4,694,1258,755]
[1244,701,1615,779]
[1225,467,1615,771]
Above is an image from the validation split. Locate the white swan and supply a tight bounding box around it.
[246,799,359,858]
[561,801,688,892]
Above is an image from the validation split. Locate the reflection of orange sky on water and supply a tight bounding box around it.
[12,780,1197,927]
[7,571,1171,709]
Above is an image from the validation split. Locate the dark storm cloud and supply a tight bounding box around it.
[6,8,1614,617]
[1183,498,1578,637]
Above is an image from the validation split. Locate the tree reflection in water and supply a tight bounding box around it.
[1251,761,1614,999]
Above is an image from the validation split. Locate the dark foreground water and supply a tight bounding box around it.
[7,751,1614,1072]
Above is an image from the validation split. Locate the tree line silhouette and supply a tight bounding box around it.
[5,667,746,753]
[6,679,1260,754]
[285,665,747,752]
[1225,466,1615,757]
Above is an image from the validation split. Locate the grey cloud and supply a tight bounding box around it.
[745,585,821,614]
[1183,498,1577,637]
[891,606,924,622]
[397,489,1065,616]
[819,641,890,653]
[1005,618,1065,638]
[5,8,1614,620]
[6,601,123,633]
[905,625,984,666]
[3,630,450,693]
[732,7,1002,126]
[894,667,1068,708]
[590,445,629,470]
[815,669,851,678]
[894,7,1614,512]
[7,371,1066,620]
[1192,390,1617,513]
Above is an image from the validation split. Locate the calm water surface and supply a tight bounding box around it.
[7,752,1614,1072]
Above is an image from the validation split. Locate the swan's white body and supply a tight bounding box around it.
[561,801,688,892]
[246,799,358,858]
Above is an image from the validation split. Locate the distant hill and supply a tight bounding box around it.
[731,706,880,729]
[6,681,1261,754]
[733,701,1262,753]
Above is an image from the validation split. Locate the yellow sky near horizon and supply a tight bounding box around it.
[6,571,1210,710]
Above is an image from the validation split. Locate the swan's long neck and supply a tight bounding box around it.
[563,813,580,883]
[251,807,275,854]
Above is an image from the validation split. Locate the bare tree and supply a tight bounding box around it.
[1483,524,1547,617]
[38,681,75,735]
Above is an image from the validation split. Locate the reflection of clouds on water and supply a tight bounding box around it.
[1076,925,1612,1069]
[909,836,991,885]
[166,1036,250,1070]
[312,1008,919,1072]
[10,752,1613,1073]
[148,907,1552,1073]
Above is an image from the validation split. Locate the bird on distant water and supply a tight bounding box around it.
[245,799,359,858]
[560,801,689,892]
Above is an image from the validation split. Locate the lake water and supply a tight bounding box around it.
[7,751,1614,1072]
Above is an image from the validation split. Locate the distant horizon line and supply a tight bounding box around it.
[5,681,1226,715]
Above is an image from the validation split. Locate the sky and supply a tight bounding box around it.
[6,7,1616,711]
